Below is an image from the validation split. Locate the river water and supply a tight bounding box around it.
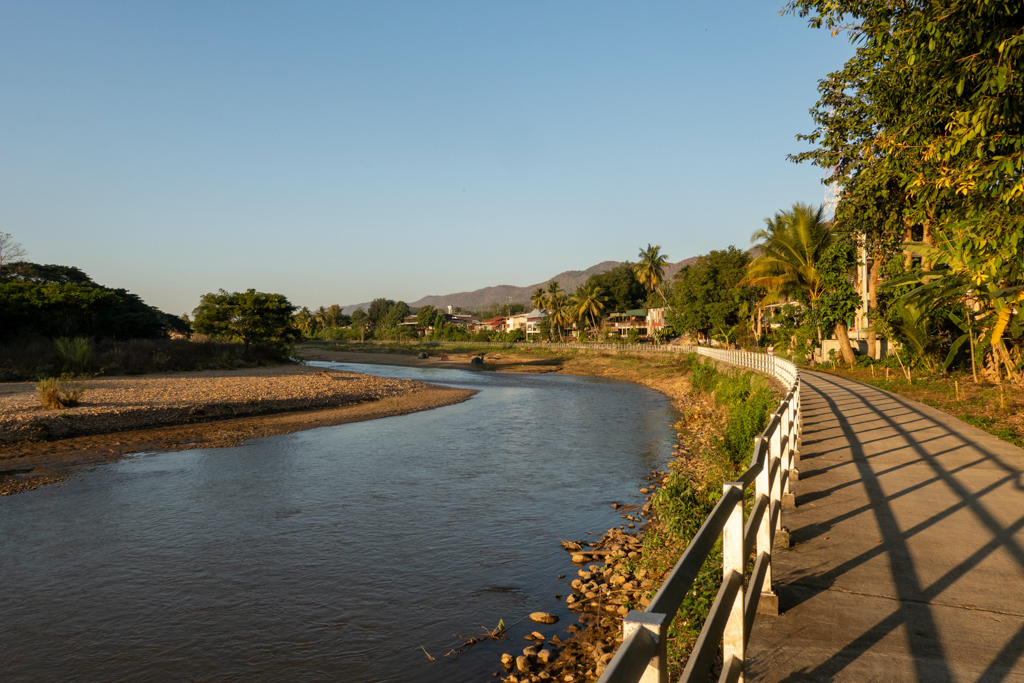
[1,362,675,682]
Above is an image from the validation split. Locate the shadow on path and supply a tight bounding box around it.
[746,371,1024,682]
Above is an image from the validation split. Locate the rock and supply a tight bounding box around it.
[529,612,558,625]
[501,653,514,669]
[571,553,586,563]
[530,631,545,641]
[418,352,428,359]
[611,575,627,585]
[523,646,538,656]
[538,649,552,663]
[640,487,649,494]
[516,655,530,672]
[578,570,591,580]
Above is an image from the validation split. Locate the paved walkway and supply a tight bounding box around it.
[747,371,1024,682]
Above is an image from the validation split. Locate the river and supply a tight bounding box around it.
[0,362,676,682]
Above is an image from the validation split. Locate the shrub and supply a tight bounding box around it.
[53,337,94,374]
[36,376,86,409]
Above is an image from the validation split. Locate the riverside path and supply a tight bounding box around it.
[746,370,1024,682]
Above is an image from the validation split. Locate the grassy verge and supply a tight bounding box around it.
[817,366,1024,449]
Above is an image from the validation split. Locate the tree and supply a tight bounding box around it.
[586,263,645,311]
[368,298,395,325]
[382,301,410,328]
[811,238,861,364]
[634,244,672,310]
[0,232,27,278]
[669,247,754,340]
[546,291,569,342]
[350,308,371,341]
[571,282,607,336]
[192,289,299,351]
[416,305,438,328]
[1,263,171,340]
[531,287,547,311]
[742,203,857,364]
[787,0,1024,381]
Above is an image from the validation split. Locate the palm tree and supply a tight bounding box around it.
[572,283,607,338]
[742,202,855,364]
[531,288,546,311]
[547,292,569,342]
[634,244,672,310]
[326,304,344,328]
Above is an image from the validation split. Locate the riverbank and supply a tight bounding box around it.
[0,365,475,495]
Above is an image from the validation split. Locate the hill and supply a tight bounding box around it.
[341,257,699,314]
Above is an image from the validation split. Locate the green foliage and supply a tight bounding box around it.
[416,305,438,327]
[192,289,299,350]
[53,337,94,375]
[810,237,860,334]
[368,298,395,324]
[0,263,173,341]
[670,247,754,339]
[586,263,646,311]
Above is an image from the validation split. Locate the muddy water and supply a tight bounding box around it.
[0,363,675,682]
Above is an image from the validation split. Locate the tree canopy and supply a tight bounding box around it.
[585,263,646,312]
[0,262,179,340]
[192,289,299,350]
[669,247,754,340]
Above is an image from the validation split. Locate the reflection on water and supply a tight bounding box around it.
[0,363,675,682]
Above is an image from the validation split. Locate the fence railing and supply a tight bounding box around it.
[596,347,801,683]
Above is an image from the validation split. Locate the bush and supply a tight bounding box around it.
[54,337,94,374]
[36,376,86,409]
[0,337,292,381]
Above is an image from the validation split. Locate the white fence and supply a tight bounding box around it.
[594,347,801,683]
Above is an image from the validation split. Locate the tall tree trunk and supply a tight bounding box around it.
[835,322,857,365]
[922,220,934,270]
[904,226,914,270]
[867,253,881,358]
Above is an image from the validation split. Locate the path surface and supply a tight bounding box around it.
[747,370,1024,682]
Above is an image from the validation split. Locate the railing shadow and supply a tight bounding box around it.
[770,371,1024,682]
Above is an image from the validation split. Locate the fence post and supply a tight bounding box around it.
[622,611,669,683]
[780,398,795,510]
[754,436,778,617]
[723,482,745,683]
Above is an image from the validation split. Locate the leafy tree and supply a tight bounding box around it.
[416,305,438,327]
[368,298,395,325]
[1,263,172,340]
[788,0,1024,381]
[669,247,753,340]
[586,263,645,311]
[350,308,371,341]
[810,238,861,363]
[382,301,411,328]
[192,289,299,351]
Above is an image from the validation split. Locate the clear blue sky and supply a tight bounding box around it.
[2,1,852,315]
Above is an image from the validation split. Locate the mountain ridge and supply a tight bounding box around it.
[341,256,699,314]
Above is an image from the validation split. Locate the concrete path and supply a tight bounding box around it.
[747,371,1024,682]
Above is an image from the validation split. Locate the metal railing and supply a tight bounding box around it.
[597,347,801,683]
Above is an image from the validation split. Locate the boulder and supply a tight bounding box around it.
[529,612,559,624]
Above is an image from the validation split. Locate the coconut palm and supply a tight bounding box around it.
[531,288,546,311]
[634,244,672,309]
[743,204,831,304]
[742,202,855,364]
[546,280,563,300]
[547,291,569,342]
[571,283,607,337]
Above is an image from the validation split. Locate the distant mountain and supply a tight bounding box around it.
[341,256,700,314]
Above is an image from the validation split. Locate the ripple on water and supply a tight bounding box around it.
[0,363,676,683]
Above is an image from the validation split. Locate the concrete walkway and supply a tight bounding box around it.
[747,371,1024,682]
